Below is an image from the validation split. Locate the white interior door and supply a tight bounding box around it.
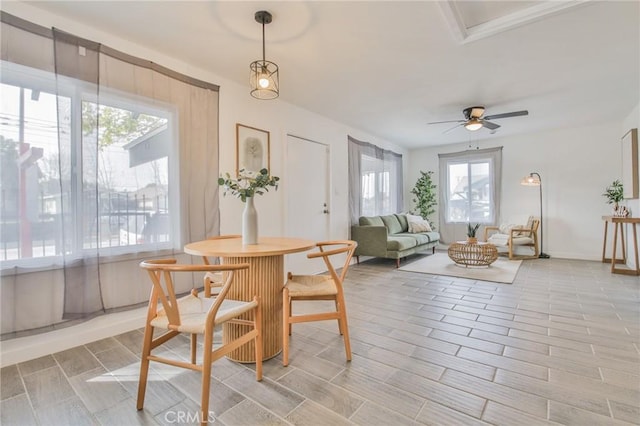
[286,135,330,275]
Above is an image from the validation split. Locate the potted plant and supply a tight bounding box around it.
[218,168,279,244]
[410,170,437,230]
[467,223,480,244]
[602,180,624,214]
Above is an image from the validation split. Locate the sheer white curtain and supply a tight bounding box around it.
[348,136,403,225]
[438,147,502,244]
[0,12,219,336]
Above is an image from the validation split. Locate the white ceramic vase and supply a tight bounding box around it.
[242,196,258,245]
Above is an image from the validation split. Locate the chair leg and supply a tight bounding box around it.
[335,299,344,335]
[396,258,400,268]
[204,278,211,298]
[191,334,197,364]
[356,256,360,264]
[136,324,154,410]
[282,287,290,367]
[336,294,352,362]
[201,332,213,425]
[288,299,292,336]
[254,297,263,381]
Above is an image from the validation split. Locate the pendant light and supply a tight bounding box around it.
[250,10,279,100]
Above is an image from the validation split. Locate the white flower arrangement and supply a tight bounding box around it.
[218,168,279,202]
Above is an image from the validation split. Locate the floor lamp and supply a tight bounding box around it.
[521,172,550,259]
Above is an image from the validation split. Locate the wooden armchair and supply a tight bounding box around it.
[137,260,262,425]
[282,240,357,367]
[484,217,540,260]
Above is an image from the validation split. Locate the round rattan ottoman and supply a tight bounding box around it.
[448,241,498,267]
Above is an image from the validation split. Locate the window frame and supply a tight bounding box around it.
[444,156,496,225]
[0,61,180,270]
[360,152,399,217]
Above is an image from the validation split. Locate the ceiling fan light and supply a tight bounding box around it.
[465,119,483,131]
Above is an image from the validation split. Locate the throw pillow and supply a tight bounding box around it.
[499,224,517,234]
[406,214,432,233]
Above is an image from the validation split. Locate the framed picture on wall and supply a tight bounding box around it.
[621,128,638,199]
[236,123,270,176]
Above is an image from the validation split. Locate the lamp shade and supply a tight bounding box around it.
[250,60,279,99]
[521,174,541,186]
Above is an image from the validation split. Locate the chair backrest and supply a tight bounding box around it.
[307,240,357,288]
[515,217,539,237]
[139,259,248,330]
[202,235,241,265]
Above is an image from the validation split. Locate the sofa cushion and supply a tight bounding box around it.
[394,214,409,232]
[359,216,385,227]
[387,235,418,251]
[396,232,429,245]
[381,215,403,235]
[396,231,440,245]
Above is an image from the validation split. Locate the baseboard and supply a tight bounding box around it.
[0,306,147,368]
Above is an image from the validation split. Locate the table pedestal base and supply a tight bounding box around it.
[222,255,283,362]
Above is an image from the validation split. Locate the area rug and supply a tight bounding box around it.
[398,253,522,284]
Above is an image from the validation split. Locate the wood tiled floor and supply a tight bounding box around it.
[2,254,639,425]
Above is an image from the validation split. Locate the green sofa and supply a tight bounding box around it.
[350,213,440,267]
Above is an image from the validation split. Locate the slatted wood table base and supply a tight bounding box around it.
[222,255,283,362]
[184,236,316,363]
[448,241,498,267]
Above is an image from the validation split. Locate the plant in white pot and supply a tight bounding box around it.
[602,180,624,215]
[218,168,279,244]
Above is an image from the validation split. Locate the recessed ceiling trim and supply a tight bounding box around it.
[439,0,591,44]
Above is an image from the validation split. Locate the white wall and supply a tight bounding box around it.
[407,122,623,260]
[217,83,407,247]
[0,2,407,334]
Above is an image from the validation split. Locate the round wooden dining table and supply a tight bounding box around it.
[184,236,316,362]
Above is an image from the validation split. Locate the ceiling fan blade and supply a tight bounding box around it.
[443,123,465,134]
[483,110,528,120]
[482,120,500,130]
[428,119,465,125]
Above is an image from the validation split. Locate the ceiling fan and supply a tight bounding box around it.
[428,106,528,134]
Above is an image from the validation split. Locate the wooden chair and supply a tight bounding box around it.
[484,217,540,260]
[137,259,262,425]
[282,240,357,367]
[202,235,240,297]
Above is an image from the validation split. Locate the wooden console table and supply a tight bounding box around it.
[601,216,640,275]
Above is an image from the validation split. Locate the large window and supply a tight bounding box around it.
[348,136,403,223]
[445,159,494,223]
[437,146,502,247]
[360,153,399,217]
[0,62,176,266]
